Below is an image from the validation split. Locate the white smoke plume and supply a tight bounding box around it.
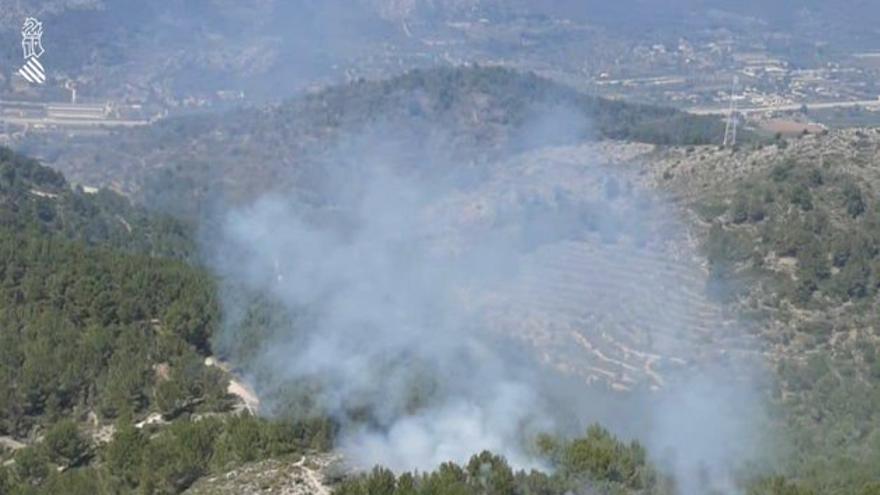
[206,108,769,492]
[210,157,563,471]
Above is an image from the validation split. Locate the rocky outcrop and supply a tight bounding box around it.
[185,454,340,495]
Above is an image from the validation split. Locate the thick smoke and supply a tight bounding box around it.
[207,108,768,493]
[211,152,565,471]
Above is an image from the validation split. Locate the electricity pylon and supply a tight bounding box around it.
[723,76,739,147]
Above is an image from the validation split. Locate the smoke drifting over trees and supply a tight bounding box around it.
[206,104,767,493]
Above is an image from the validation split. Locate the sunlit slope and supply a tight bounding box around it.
[430,142,755,392]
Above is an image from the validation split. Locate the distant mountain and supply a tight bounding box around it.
[1,0,402,103]
[0,0,101,26]
[21,66,730,220]
[3,0,877,107]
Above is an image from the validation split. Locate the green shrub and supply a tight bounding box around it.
[13,447,49,486]
[842,181,866,218]
[104,422,147,487]
[42,420,90,467]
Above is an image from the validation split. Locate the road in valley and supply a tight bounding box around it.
[688,98,880,116]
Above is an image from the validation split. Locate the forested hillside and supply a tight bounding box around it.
[7,71,880,495]
[0,137,798,495]
[0,142,685,495]
[0,146,223,432]
[0,147,685,495]
[9,3,880,493]
[645,130,880,494]
[0,145,225,428]
[0,148,194,260]
[0,148,270,493]
[0,146,354,494]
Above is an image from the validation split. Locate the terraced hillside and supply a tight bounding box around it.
[427,142,758,393]
[503,238,734,391]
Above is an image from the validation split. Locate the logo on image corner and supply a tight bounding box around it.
[18,17,45,85]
